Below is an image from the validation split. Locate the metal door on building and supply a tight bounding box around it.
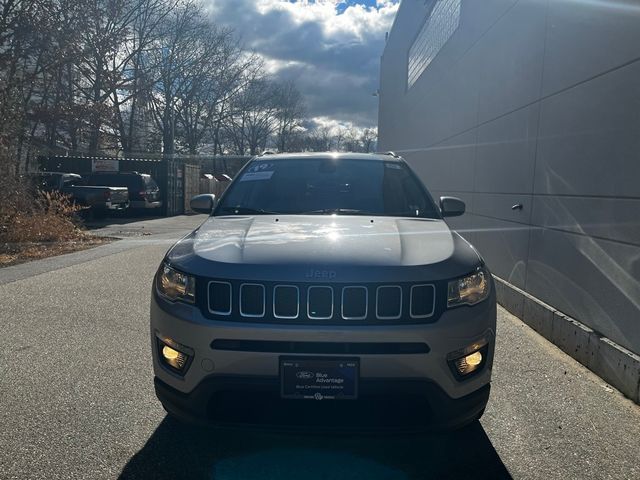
[183,164,200,213]
[164,161,183,216]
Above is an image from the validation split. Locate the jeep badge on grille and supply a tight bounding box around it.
[305,269,337,280]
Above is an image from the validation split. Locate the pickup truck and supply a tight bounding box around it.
[85,172,162,212]
[30,172,129,218]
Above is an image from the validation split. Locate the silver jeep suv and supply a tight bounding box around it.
[150,152,496,431]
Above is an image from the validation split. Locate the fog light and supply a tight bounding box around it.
[455,351,483,376]
[162,345,187,370]
[156,336,193,375]
[447,340,489,380]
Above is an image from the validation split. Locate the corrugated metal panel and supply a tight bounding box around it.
[183,164,200,213]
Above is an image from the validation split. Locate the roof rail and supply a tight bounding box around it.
[382,151,400,158]
[259,150,276,156]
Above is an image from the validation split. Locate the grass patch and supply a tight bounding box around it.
[0,237,110,267]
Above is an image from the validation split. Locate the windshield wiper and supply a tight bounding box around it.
[218,206,279,215]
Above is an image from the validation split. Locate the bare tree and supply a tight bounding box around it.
[71,0,157,154]
[287,123,377,153]
[0,0,88,172]
[0,0,329,171]
[341,127,361,152]
[310,126,334,151]
[107,0,176,155]
[175,30,257,155]
[273,80,305,153]
[148,0,223,157]
[224,77,278,156]
[360,127,377,153]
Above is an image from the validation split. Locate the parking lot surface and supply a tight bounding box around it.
[0,216,638,479]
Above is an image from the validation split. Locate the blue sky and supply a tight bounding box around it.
[207,0,399,131]
[336,1,382,13]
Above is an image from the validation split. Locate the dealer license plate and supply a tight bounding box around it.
[280,357,359,400]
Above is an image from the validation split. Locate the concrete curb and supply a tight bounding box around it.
[493,275,640,404]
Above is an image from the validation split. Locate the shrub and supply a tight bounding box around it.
[0,175,86,251]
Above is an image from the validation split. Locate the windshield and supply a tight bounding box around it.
[87,174,141,189]
[62,176,82,187]
[215,158,440,218]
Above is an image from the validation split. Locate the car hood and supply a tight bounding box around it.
[194,215,453,266]
[166,215,483,282]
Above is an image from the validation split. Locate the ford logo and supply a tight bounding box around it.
[296,371,314,380]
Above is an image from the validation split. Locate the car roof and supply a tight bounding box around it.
[253,152,403,162]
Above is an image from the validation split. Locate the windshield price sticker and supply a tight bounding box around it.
[239,163,275,182]
[239,171,274,181]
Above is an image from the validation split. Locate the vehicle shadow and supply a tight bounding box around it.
[119,416,511,480]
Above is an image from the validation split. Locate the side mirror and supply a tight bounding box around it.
[440,196,465,217]
[190,194,216,214]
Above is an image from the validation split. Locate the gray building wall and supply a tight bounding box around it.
[379,0,640,355]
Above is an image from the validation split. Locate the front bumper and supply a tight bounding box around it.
[155,375,490,432]
[150,289,496,429]
[105,201,129,211]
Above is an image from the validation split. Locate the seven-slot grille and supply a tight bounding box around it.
[206,280,437,324]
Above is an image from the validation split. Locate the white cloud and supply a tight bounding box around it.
[311,115,359,132]
[252,0,397,40]
[260,56,306,75]
[207,0,399,128]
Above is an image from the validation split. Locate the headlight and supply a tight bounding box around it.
[447,268,490,308]
[156,262,195,303]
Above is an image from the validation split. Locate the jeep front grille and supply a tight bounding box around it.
[341,286,368,320]
[208,281,232,315]
[239,283,265,317]
[307,286,333,319]
[273,285,299,319]
[376,286,402,320]
[410,284,436,318]
[202,280,439,325]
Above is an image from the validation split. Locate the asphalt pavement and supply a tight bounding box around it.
[0,215,638,480]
